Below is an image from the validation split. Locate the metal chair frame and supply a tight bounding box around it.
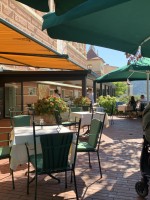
[0,131,15,189]
[77,117,105,179]
[26,119,81,200]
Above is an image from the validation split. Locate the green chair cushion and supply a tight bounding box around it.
[12,115,30,127]
[77,142,95,152]
[0,146,10,159]
[62,121,77,126]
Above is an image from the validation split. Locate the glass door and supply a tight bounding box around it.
[5,83,22,117]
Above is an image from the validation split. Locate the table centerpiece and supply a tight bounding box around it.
[34,96,68,124]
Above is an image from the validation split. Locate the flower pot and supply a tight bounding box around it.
[34,114,56,125]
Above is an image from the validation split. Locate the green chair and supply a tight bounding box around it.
[77,118,103,178]
[26,120,81,200]
[11,115,31,127]
[0,131,15,189]
[10,115,31,189]
[9,108,23,118]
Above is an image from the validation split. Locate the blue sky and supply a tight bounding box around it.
[87,45,128,68]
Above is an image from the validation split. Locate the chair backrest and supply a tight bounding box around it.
[40,133,73,170]
[9,108,23,118]
[0,132,10,159]
[33,119,81,172]
[88,118,103,148]
[12,115,31,127]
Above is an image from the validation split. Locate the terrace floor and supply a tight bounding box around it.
[0,116,149,200]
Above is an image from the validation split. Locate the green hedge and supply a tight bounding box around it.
[96,95,116,113]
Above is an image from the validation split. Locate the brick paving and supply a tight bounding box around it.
[0,116,149,200]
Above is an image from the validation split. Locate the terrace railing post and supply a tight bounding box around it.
[82,77,87,97]
[93,81,96,102]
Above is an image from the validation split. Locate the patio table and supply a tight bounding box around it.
[10,125,76,170]
[70,111,109,128]
[117,104,133,113]
[94,107,105,112]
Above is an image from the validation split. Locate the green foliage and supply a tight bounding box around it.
[116,95,139,104]
[113,82,127,97]
[116,96,128,104]
[34,96,68,115]
[96,95,116,113]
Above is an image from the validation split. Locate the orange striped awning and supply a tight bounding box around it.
[0,19,84,71]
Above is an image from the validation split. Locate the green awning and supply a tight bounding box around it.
[16,0,49,12]
[15,0,87,14]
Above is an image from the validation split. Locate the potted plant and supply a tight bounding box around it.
[96,95,116,113]
[74,96,91,111]
[34,96,68,124]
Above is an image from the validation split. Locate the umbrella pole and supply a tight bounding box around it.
[147,73,149,104]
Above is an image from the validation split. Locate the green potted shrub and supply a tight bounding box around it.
[96,95,116,114]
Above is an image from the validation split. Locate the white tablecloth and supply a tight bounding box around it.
[117,105,133,113]
[10,125,75,170]
[95,107,104,112]
[70,111,109,128]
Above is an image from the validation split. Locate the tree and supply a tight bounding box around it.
[113,82,127,97]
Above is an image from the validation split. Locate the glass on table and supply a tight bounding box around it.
[40,118,44,129]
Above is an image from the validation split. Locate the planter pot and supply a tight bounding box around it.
[82,106,89,111]
[34,114,56,125]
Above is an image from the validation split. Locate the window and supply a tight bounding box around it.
[50,90,54,96]
[78,91,81,97]
[28,87,36,95]
[69,90,73,97]
[62,90,65,98]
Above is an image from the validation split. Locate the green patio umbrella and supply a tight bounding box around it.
[16,0,49,12]
[42,0,150,57]
[15,0,88,14]
[96,57,150,102]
